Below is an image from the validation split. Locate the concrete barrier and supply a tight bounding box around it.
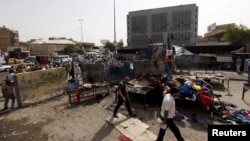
[81,63,105,83]
[79,61,165,84]
[104,63,133,84]
[15,68,67,107]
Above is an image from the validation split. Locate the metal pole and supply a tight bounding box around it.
[79,19,83,46]
[114,0,116,43]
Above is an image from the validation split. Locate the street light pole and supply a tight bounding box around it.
[114,0,116,44]
[79,19,83,47]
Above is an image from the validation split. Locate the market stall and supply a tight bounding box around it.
[67,80,110,106]
[126,73,167,109]
[129,72,222,117]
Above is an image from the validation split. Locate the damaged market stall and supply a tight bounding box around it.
[180,74,250,125]
[130,43,249,124]
[175,45,199,72]
[127,72,217,114]
[127,73,167,109]
[67,63,110,106]
[67,80,110,106]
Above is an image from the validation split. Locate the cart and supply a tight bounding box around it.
[67,81,110,107]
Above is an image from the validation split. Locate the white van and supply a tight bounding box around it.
[95,55,103,63]
[51,55,72,64]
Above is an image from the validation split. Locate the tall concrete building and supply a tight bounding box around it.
[127,4,198,48]
[0,25,19,52]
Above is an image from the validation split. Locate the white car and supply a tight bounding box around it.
[94,55,103,63]
[0,64,12,72]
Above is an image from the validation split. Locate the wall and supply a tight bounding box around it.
[29,44,66,55]
[30,44,49,55]
[8,47,29,58]
[104,62,133,84]
[0,27,19,48]
[80,63,133,84]
[15,68,67,107]
[0,28,11,48]
[81,63,105,83]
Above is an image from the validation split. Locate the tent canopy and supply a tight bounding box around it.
[174,45,194,56]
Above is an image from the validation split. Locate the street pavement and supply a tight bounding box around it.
[0,69,249,141]
[179,70,248,81]
[219,71,248,81]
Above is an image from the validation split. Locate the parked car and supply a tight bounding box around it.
[6,58,21,64]
[51,55,72,65]
[24,56,37,63]
[0,64,11,72]
[94,55,103,63]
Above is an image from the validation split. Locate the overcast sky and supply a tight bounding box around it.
[1,0,249,46]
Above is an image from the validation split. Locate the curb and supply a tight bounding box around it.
[228,78,248,81]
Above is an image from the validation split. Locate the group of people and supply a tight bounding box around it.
[9,63,55,73]
[64,62,82,80]
[113,76,186,141]
[0,62,65,112]
[2,63,186,140]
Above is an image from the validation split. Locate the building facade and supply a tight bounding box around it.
[29,37,77,55]
[0,25,19,52]
[204,23,234,42]
[127,4,198,48]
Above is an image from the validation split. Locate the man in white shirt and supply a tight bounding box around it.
[156,87,185,141]
[74,64,81,79]
[6,69,15,83]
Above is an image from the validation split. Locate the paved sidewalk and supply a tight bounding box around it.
[219,71,248,81]
[106,113,156,141]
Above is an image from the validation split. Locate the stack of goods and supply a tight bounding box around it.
[163,75,215,109]
[135,74,217,110]
[136,73,167,91]
[213,101,250,125]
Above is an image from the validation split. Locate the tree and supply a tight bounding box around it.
[223,24,250,45]
[64,44,80,54]
[104,41,117,52]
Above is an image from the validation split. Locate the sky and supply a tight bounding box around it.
[1,0,249,46]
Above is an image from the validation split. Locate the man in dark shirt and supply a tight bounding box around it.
[113,76,135,118]
[1,79,15,111]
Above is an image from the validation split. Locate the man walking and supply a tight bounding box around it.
[113,76,135,118]
[1,79,15,111]
[156,87,185,141]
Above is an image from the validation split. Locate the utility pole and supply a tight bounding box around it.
[114,0,116,44]
[79,19,83,47]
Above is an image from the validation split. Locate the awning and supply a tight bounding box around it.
[199,53,217,57]
[216,55,233,62]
